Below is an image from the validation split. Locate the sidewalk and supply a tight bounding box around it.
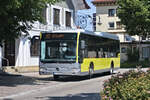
[0,65,54,98]
[1,66,39,74]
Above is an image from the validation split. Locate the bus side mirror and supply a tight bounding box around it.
[81,40,85,49]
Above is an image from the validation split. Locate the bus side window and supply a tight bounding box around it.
[98,48,105,58]
[88,51,96,58]
[98,51,101,58]
[96,50,99,58]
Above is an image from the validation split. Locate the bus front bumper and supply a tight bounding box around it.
[39,67,82,76]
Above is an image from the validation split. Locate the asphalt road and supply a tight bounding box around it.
[0,68,142,100]
[11,76,105,100]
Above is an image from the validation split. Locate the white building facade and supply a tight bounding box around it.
[92,0,126,39]
[2,0,90,67]
[92,0,150,62]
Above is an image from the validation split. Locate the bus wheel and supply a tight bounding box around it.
[89,63,94,79]
[53,75,59,80]
[110,62,114,74]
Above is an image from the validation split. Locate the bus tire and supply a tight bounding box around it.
[89,63,94,79]
[110,62,114,74]
[53,75,59,80]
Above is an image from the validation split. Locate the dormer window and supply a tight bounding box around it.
[65,11,71,27]
[53,8,60,25]
[31,36,40,56]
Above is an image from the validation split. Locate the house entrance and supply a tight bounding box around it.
[4,41,15,66]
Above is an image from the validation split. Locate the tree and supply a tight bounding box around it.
[117,0,150,60]
[0,0,59,44]
[117,0,150,36]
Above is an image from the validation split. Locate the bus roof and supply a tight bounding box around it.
[41,29,119,40]
[94,32,119,40]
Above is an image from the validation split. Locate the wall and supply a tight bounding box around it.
[76,0,96,31]
[14,3,76,67]
[120,43,150,63]
[15,32,40,67]
[96,6,125,33]
[76,11,94,31]
[54,0,74,10]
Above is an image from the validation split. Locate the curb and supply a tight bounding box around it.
[2,66,39,74]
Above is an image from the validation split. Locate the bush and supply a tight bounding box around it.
[101,69,150,100]
[121,62,137,68]
[121,61,150,68]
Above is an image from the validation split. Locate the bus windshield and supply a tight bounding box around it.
[40,40,77,62]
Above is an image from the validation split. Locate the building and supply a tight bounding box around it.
[76,0,96,31]
[121,36,150,62]
[92,0,150,62]
[92,0,125,35]
[1,0,90,68]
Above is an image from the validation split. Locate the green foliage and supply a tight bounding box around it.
[0,0,60,43]
[121,62,137,68]
[126,48,139,62]
[117,0,150,36]
[101,69,150,100]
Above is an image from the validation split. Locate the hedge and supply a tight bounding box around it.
[101,69,150,100]
[121,61,150,68]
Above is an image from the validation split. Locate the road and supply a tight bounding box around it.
[0,69,136,100]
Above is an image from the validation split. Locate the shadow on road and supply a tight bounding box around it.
[0,72,111,87]
[35,93,101,100]
[0,73,53,87]
[54,72,111,82]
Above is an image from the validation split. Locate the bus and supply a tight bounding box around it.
[39,30,120,79]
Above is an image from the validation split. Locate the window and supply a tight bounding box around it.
[65,11,71,27]
[108,9,115,16]
[121,47,127,53]
[108,22,114,29]
[79,34,119,59]
[93,13,96,31]
[53,8,60,25]
[125,36,131,41]
[31,36,40,56]
[116,21,123,29]
[142,47,150,58]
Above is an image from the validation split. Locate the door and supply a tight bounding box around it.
[4,41,15,66]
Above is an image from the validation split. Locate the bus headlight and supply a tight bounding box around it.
[40,67,46,72]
